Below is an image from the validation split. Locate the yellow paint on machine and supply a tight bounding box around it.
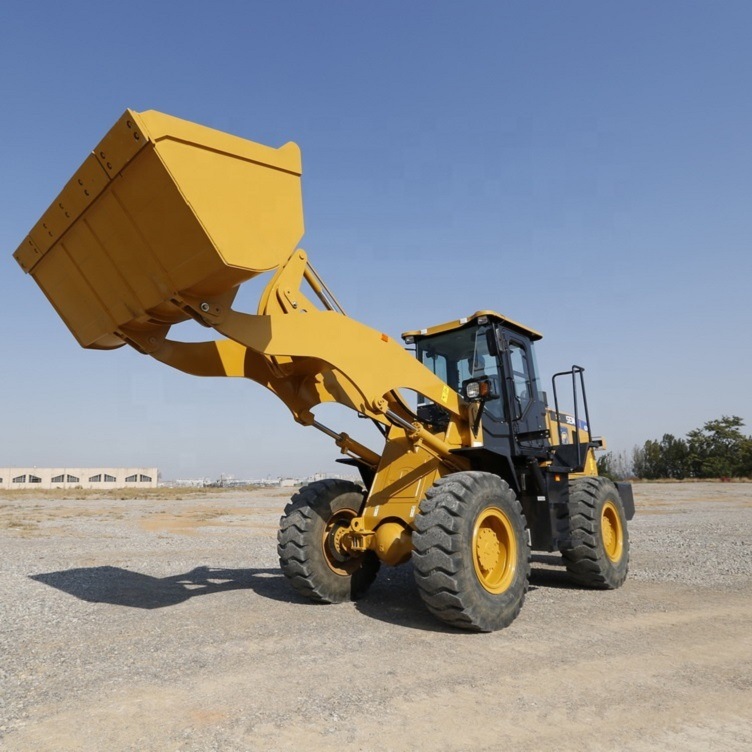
[14,109,304,349]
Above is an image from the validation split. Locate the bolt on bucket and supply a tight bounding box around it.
[14,109,304,349]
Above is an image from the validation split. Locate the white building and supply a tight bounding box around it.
[0,467,158,490]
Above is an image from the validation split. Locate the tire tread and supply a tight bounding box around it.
[557,476,630,589]
[277,479,379,603]
[413,471,530,632]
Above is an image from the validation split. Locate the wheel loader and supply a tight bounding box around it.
[14,109,634,631]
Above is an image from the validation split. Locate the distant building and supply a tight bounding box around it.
[172,478,211,488]
[0,467,158,490]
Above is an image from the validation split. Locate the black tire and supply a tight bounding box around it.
[558,476,630,588]
[412,471,530,632]
[277,479,380,603]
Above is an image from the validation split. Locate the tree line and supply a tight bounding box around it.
[597,416,752,480]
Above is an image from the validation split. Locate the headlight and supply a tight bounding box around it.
[465,381,481,400]
[463,377,495,402]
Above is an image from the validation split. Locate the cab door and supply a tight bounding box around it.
[498,329,548,450]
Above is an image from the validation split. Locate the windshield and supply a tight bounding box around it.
[416,324,502,418]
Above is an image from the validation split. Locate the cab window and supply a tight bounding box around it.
[509,341,531,413]
[417,324,503,421]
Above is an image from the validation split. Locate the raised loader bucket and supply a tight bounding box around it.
[14,109,304,349]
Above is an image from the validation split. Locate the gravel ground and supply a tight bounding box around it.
[1,482,751,751]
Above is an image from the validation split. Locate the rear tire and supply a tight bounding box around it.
[558,476,629,588]
[277,479,379,603]
[413,471,530,632]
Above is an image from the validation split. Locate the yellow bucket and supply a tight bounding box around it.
[14,109,304,349]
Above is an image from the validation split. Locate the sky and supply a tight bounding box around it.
[1,1,751,480]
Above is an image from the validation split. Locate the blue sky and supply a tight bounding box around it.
[1,1,751,479]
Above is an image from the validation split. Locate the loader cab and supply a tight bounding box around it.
[404,311,549,463]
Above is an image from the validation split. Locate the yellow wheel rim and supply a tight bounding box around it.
[601,500,624,563]
[472,507,517,594]
[323,507,359,576]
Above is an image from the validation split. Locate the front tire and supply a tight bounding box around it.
[277,479,380,603]
[558,476,630,588]
[413,471,530,632]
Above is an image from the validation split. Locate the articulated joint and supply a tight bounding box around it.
[172,291,236,327]
[339,516,373,557]
[340,517,413,566]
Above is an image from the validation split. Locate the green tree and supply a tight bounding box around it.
[631,444,647,479]
[597,450,632,480]
[629,416,751,480]
[632,439,664,479]
[686,416,748,478]
[741,438,752,478]
[597,452,615,480]
[657,434,690,479]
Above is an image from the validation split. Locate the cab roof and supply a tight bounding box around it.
[401,310,543,342]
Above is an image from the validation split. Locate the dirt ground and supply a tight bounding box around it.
[1,482,751,751]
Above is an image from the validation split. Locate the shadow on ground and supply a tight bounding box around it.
[529,553,582,590]
[30,565,298,609]
[355,563,458,633]
[354,556,581,631]
[30,555,581,625]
